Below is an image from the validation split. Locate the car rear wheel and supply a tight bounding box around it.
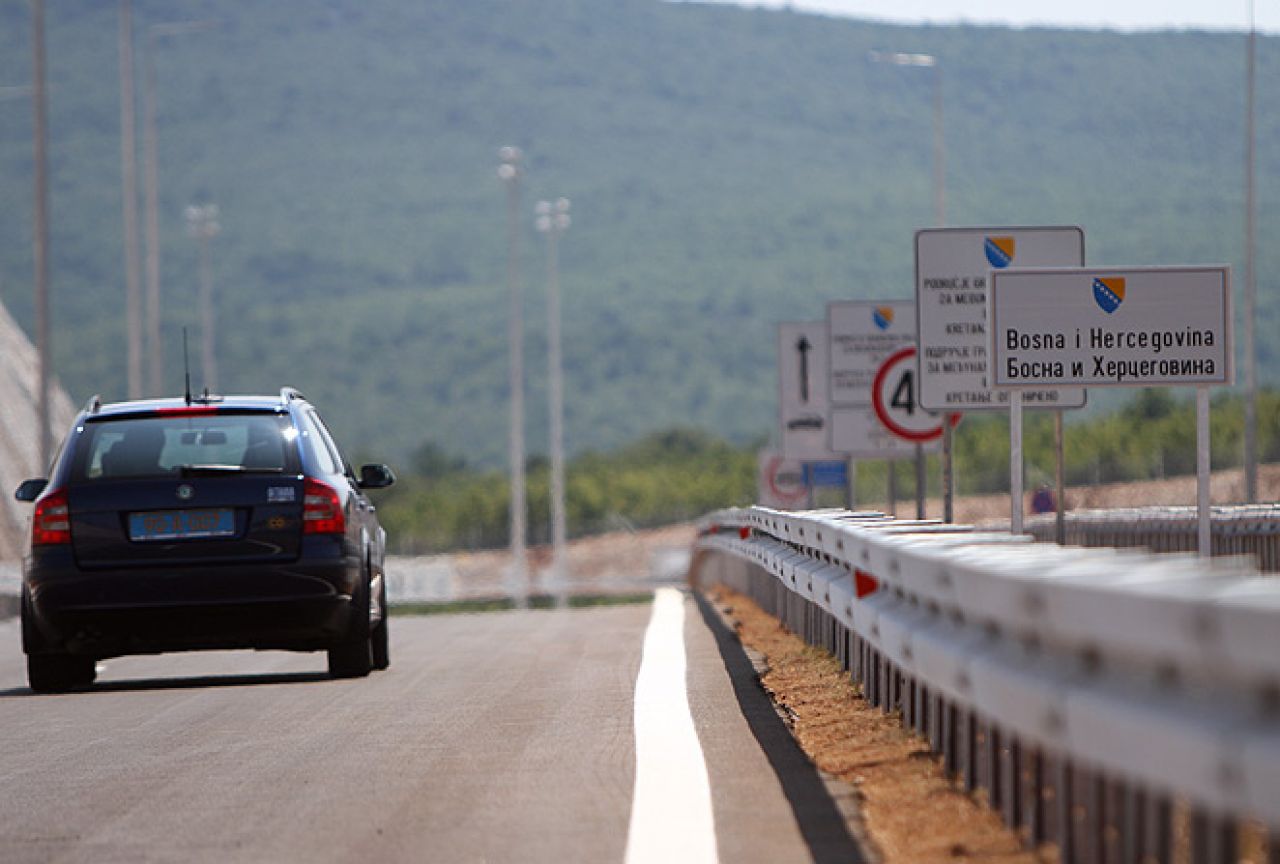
[27,654,96,693]
[327,569,373,679]
[371,574,389,671]
[21,587,97,693]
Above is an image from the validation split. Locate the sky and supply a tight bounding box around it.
[683,0,1277,33]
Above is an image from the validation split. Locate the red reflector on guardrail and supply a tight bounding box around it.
[855,569,879,598]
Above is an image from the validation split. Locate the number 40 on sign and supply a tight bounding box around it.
[872,347,960,442]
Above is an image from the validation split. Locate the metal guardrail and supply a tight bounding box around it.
[1023,505,1280,572]
[690,506,1280,864]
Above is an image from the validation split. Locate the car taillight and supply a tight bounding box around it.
[32,489,71,545]
[303,478,345,535]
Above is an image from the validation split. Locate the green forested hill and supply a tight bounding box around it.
[0,1,1276,468]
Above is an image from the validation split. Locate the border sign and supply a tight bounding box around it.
[915,226,1087,411]
[989,266,1233,388]
[778,322,838,460]
[827,300,932,457]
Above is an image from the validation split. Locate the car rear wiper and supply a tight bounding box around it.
[177,464,283,476]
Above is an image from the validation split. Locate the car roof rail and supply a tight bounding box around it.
[279,386,306,404]
[82,394,101,415]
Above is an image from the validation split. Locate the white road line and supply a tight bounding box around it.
[625,587,719,864]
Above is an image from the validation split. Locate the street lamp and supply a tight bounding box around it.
[869,51,945,227]
[536,198,571,586]
[118,0,143,399]
[185,203,220,393]
[498,146,527,593]
[871,50,946,519]
[141,19,217,397]
[31,0,51,469]
[1243,2,1258,502]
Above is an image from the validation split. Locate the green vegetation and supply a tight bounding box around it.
[378,427,757,552]
[0,2,1277,476]
[950,388,1280,494]
[374,389,1280,552]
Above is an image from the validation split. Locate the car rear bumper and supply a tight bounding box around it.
[24,545,362,657]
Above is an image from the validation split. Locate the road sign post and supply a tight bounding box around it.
[916,226,1086,525]
[870,347,960,517]
[827,300,932,512]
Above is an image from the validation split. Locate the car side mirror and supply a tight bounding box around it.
[14,479,48,502]
[358,464,395,490]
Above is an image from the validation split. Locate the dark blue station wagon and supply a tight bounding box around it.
[14,387,395,692]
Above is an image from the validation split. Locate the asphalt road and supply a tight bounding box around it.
[0,593,863,863]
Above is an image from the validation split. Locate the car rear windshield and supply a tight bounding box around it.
[70,412,298,481]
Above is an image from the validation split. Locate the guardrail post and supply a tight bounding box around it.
[1078,769,1103,864]
[1000,733,1020,829]
[943,701,959,778]
[964,712,979,792]
[892,664,904,716]
[1056,759,1075,863]
[1103,778,1123,863]
[929,690,944,753]
[1190,808,1237,864]
[987,724,1003,813]
[1146,794,1172,864]
[1026,749,1046,846]
[1122,785,1143,864]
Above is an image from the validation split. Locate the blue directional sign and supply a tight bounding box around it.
[803,460,848,488]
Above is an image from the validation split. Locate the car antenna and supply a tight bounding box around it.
[182,327,193,405]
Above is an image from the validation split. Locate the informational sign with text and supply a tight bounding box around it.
[989,266,1232,388]
[915,226,1087,411]
[828,300,917,404]
[827,300,927,457]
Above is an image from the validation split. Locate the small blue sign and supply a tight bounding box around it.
[803,461,848,488]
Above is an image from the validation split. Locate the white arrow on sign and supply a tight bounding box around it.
[872,346,961,442]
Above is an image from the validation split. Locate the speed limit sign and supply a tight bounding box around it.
[872,347,961,442]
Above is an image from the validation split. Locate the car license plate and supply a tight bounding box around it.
[128,508,235,541]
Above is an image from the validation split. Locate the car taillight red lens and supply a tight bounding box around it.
[32,489,71,545]
[303,478,345,535]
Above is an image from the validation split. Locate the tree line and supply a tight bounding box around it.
[372,389,1280,554]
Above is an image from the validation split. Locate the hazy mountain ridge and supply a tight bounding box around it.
[0,0,1274,466]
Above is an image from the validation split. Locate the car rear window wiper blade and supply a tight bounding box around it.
[177,464,283,476]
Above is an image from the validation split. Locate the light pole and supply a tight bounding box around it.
[185,203,220,393]
[870,51,944,227]
[31,0,51,469]
[871,50,945,519]
[141,19,217,397]
[498,146,527,591]
[536,198,571,585]
[1243,2,1258,502]
[119,0,143,399]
